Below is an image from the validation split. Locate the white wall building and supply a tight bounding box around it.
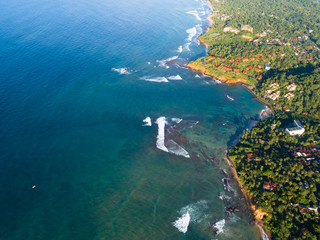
[285,120,305,136]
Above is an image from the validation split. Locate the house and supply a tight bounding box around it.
[264,90,272,97]
[285,120,305,136]
[265,64,271,70]
[246,66,253,70]
[241,24,253,33]
[283,107,290,112]
[263,181,276,191]
[287,83,297,91]
[268,91,280,100]
[269,83,279,89]
[242,70,247,74]
[255,67,262,72]
[279,51,285,57]
[223,67,232,72]
[285,92,294,100]
[257,74,262,80]
[243,58,249,62]
[223,27,240,34]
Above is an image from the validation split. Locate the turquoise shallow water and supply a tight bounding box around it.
[0,0,264,239]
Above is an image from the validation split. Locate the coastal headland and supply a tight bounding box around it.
[192,0,320,238]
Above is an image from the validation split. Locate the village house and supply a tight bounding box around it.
[241,24,253,33]
[268,91,280,100]
[287,83,297,91]
[255,67,262,72]
[265,64,271,70]
[263,181,277,191]
[257,74,262,80]
[223,27,240,34]
[264,90,272,97]
[269,83,279,89]
[283,107,290,112]
[285,120,305,136]
[285,92,295,100]
[279,51,285,57]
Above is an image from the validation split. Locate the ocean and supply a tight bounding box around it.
[0,0,264,239]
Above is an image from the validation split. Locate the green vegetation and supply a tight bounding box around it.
[197,0,320,238]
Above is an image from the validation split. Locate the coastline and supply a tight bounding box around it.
[225,152,272,239]
[196,1,273,238]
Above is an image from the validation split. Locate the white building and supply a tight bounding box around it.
[285,120,305,136]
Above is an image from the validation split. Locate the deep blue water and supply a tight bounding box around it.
[0,0,264,239]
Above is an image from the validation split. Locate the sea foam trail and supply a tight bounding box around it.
[156,117,168,152]
[186,10,201,21]
[142,117,152,126]
[173,212,190,234]
[144,77,169,83]
[226,95,234,101]
[186,27,197,41]
[177,45,183,53]
[167,140,190,158]
[171,118,183,124]
[212,219,225,234]
[168,75,183,80]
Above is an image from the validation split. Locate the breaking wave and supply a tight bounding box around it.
[173,212,190,234]
[226,95,234,101]
[111,67,130,75]
[168,75,183,80]
[171,118,183,124]
[157,56,178,67]
[186,10,201,21]
[155,117,168,152]
[184,42,191,51]
[212,219,225,234]
[142,117,152,126]
[177,45,183,53]
[186,27,197,41]
[143,77,169,83]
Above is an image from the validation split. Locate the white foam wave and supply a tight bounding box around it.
[186,10,202,21]
[184,42,191,51]
[186,27,197,41]
[142,117,152,126]
[168,75,183,80]
[157,56,178,67]
[212,219,225,234]
[144,77,169,83]
[195,24,203,43]
[172,118,183,124]
[173,212,190,234]
[195,74,201,78]
[111,67,130,75]
[167,140,190,158]
[177,45,183,53]
[226,95,234,101]
[257,223,270,240]
[156,117,168,152]
[179,200,210,223]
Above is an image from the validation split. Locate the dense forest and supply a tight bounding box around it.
[197,0,320,239]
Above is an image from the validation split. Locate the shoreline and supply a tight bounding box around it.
[225,152,272,239]
[196,1,273,238]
